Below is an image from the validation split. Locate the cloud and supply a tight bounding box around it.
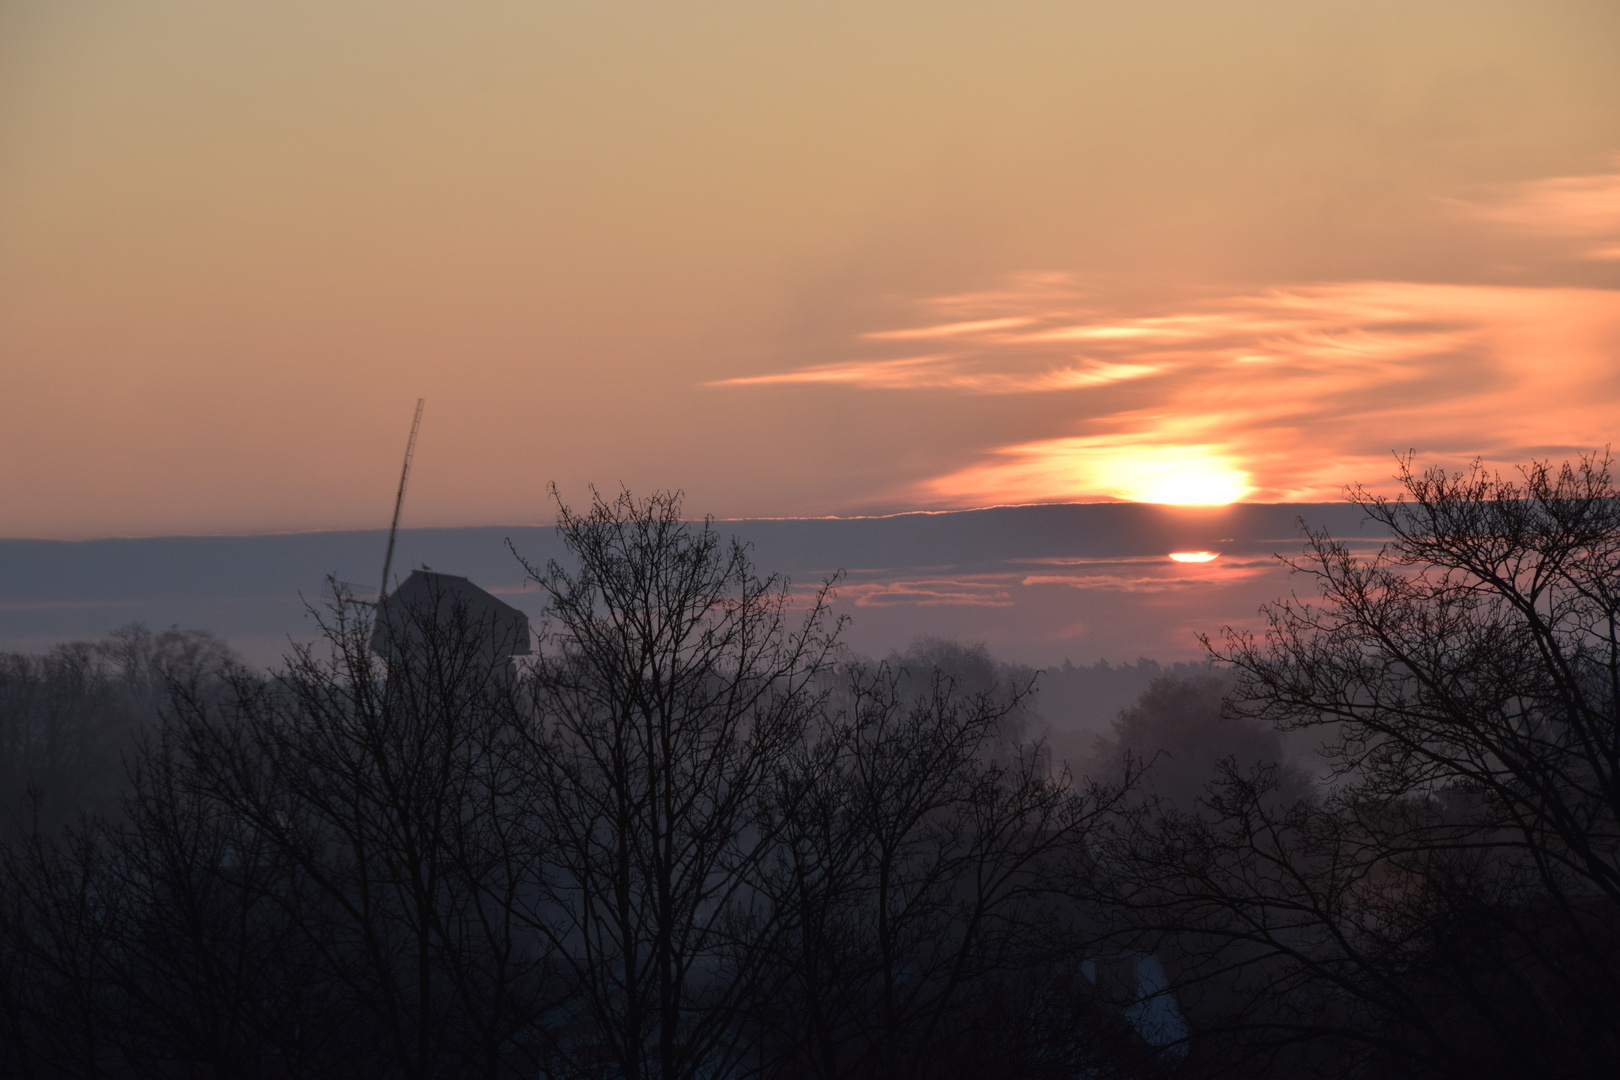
[708,354,1156,393]
[716,275,1620,506]
[922,280,1620,504]
[930,438,1253,506]
[838,578,1015,607]
[709,162,1620,509]
[707,273,1165,394]
[827,556,1271,608]
[862,317,1036,340]
[1455,156,1620,260]
[1020,558,1274,593]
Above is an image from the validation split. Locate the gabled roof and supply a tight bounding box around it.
[369,570,532,659]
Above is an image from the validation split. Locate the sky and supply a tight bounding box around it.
[4,1,1620,539]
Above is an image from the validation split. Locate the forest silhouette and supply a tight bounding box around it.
[3,457,1618,1079]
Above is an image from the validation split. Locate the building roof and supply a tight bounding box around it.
[369,570,533,659]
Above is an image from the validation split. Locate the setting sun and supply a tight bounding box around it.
[1105,448,1253,506]
[1169,551,1220,563]
[923,439,1255,508]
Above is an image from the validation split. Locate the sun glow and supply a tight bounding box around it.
[1169,552,1220,563]
[920,439,1255,508]
[761,268,1620,513]
[1096,448,1253,505]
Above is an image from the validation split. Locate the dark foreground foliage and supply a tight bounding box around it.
[0,490,1132,1080]
[1089,454,1620,1080]
[5,457,1619,1079]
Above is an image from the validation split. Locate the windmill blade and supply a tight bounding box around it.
[379,398,425,603]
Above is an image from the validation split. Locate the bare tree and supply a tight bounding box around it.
[99,727,312,1079]
[173,585,558,1079]
[509,488,840,1080]
[0,628,245,1079]
[0,815,126,1079]
[0,626,233,837]
[1080,672,1312,811]
[754,659,1127,1080]
[1097,454,1620,1078]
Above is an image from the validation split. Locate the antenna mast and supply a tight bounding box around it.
[379,398,424,603]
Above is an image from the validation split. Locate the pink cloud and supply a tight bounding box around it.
[862,317,1036,340]
[1020,562,1272,593]
[839,578,1016,607]
[707,353,1156,393]
[916,280,1620,505]
[709,162,1620,509]
[1455,156,1620,260]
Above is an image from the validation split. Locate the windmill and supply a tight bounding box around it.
[367,399,531,667]
[362,397,533,667]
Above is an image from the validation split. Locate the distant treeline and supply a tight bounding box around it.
[3,461,1618,1080]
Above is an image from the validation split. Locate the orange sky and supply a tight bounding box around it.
[3,1,1619,538]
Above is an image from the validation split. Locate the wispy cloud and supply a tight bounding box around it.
[708,353,1156,393]
[709,163,1620,508]
[827,556,1269,607]
[838,578,1015,607]
[862,317,1036,340]
[930,437,1254,505]
[1454,155,1620,260]
[707,273,1171,395]
[1020,555,1274,593]
[917,280,1620,504]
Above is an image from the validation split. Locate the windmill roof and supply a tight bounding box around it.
[369,569,532,658]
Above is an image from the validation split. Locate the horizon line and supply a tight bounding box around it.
[0,498,1362,545]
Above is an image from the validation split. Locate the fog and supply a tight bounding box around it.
[0,500,1379,668]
